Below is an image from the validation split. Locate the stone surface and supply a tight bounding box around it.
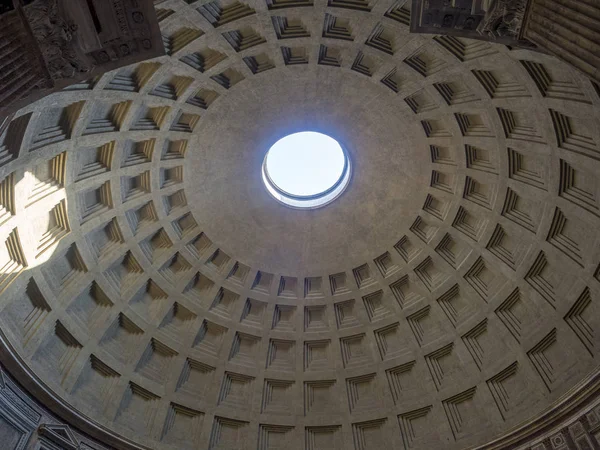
[523,0,600,84]
[0,0,597,449]
[0,0,164,119]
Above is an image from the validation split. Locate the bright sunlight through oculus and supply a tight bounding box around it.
[262,131,351,209]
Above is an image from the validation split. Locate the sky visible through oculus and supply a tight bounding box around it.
[265,132,345,197]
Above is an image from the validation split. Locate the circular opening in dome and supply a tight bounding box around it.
[262,131,351,209]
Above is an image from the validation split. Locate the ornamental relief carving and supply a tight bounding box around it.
[23,0,94,80]
[477,0,529,40]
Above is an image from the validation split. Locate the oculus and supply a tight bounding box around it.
[262,131,351,209]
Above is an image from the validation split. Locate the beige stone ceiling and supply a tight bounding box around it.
[0,0,599,449]
[185,69,428,274]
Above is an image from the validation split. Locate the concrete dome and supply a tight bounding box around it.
[0,0,599,449]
